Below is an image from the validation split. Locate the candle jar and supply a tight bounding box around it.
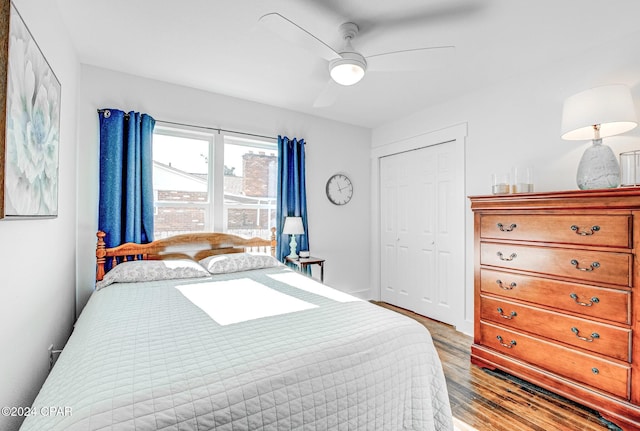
[511,166,533,193]
[492,173,510,194]
[620,151,640,187]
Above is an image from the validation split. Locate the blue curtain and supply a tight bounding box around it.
[98,109,155,250]
[276,136,309,262]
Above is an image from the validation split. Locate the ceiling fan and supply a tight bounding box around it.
[259,12,455,107]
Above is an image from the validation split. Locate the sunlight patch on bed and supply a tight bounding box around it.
[176,279,317,325]
[268,272,361,303]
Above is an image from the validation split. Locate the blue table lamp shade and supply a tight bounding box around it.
[283,216,305,259]
[561,84,638,190]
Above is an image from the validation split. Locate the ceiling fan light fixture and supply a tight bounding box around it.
[329,53,367,86]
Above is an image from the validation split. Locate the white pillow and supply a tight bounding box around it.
[96,259,210,290]
[199,252,281,274]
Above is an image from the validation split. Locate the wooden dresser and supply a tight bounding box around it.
[470,189,640,430]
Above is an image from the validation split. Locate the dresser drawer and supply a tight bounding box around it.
[480,321,630,399]
[480,269,631,324]
[481,296,631,361]
[480,242,631,286]
[480,214,630,247]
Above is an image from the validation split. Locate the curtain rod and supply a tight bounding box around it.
[157,119,278,141]
[97,109,278,141]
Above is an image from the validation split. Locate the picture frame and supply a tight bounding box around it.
[0,0,61,219]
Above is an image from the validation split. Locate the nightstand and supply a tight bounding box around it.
[285,256,325,283]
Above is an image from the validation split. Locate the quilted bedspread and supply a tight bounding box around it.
[20,267,453,431]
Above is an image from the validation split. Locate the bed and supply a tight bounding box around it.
[20,230,453,431]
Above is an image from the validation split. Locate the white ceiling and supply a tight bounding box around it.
[55,0,640,129]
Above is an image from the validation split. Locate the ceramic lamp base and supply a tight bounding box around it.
[576,139,620,190]
[287,234,298,259]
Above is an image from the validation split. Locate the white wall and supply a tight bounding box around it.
[372,29,640,335]
[0,1,79,430]
[76,65,372,312]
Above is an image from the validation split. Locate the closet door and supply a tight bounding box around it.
[380,141,464,326]
[380,151,414,311]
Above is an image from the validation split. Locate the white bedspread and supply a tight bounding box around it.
[20,267,453,431]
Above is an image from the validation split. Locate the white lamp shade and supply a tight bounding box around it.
[329,46,367,86]
[561,84,637,140]
[330,61,365,86]
[283,216,305,235]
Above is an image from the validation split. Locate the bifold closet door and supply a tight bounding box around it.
[380,141,464,326]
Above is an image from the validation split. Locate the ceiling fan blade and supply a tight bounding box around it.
[366,46,455,71]
[313,80,340,108]
[259,13,341,62]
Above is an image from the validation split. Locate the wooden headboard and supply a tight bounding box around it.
[96,228,277,281]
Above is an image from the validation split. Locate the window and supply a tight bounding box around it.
[152,125,277,239]
[223,135,277,239]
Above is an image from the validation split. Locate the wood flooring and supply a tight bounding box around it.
[373,302,622,431]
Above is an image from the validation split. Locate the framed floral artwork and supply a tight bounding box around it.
[0,0,61,218]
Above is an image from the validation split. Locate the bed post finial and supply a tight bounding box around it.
[270,226,277,257]
[96,231,107,282]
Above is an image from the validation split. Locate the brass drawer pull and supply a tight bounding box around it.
[570,259,600,271]
[569,293,599,307]
[496,335,516,348]
[497,223,517,232]
[571,327,600,342]
[570,225,600,236]
[496,279,517,290]
[497,307,517,320]
[497,251,517,261]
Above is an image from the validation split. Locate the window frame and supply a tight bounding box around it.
[152,124,277,237]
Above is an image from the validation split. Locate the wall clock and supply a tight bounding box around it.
[326,173,353,205]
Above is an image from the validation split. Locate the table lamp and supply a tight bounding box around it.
[283,216,304,259]
[561,84,638,190]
